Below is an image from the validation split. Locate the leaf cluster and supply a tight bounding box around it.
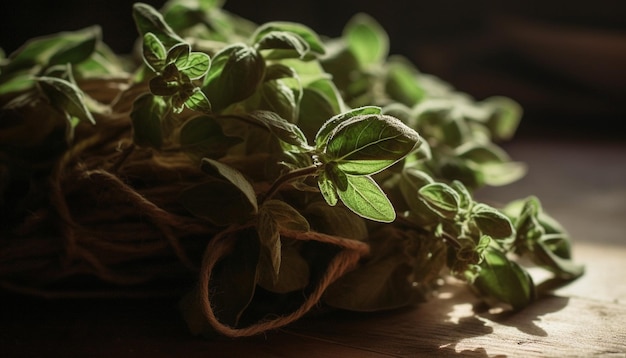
[0,0,583,334]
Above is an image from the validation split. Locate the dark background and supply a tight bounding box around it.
[1,0,625,140]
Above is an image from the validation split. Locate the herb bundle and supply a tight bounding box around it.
[0,0,583,337]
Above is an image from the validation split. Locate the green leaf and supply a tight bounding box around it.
[385,56,425,106]
[480,161,527,187]
[132,2,185,49]
[317,170,338,206]
[252,22,325,55]
[36,75,96,129]
[315,106,381,149]
[166,42,190,66]
[337,174,395,223]
[482,96,522,141]
[142,32,167,72]
[129,93,167,149]
[258,79,299,122]
[298,87,338,142]
[472,246,534,310]
[450,180,472,211]
[2,26,100,74]
[246,110,308,148]
[418,183,460,219]
[179,115,240,161]
[254,31,309,59]
[472,203,514,240]
[200,158,258,214]
[324,114,420,175]
[203,44,265,112]
[324,161,348,192]
[257,200,309,279]
[179,52,211,80]
[534,237,585,280]
[184,89,212,113]
[344,13,389,67]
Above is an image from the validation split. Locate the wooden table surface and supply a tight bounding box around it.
[2,137,625,357]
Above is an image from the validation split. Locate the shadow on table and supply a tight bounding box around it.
[283,282,572,357]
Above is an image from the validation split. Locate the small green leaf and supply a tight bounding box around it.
[258,200,310,279]
[258,79,299,122]
[418,183,460,219]
[200,158,258,214]
[255,31,309,59]
[142,32,167,72]
[323,162,348,192]
[179,52,211,80]
[132,2,185,48]
[179,115,240,161]
[482,96,522,141]
[472,246,534,310]
[129,93,167,149]
[450,180,472,211]
[385,56,425,106]
[184,89,212,113]
[472,203,514,240]
[36,75,95,128]
[167,42,190,66]
[2,26,100,74]
[337,174,395,223]
[203,44,265,112]
[315,106,381,149]
[324,114,420,175]
[252,22,325,55]
[246,110,308,148]
[317,170,338,206]
[344,13,389,67]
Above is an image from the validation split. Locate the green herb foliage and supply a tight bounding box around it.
[0,0,583,335]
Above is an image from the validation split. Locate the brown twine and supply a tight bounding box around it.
[197,226,370,337]
[1,80,376,337]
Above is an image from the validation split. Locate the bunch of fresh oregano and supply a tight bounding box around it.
[0,0,583,337]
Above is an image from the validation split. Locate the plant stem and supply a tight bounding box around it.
[261,164,320,204]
